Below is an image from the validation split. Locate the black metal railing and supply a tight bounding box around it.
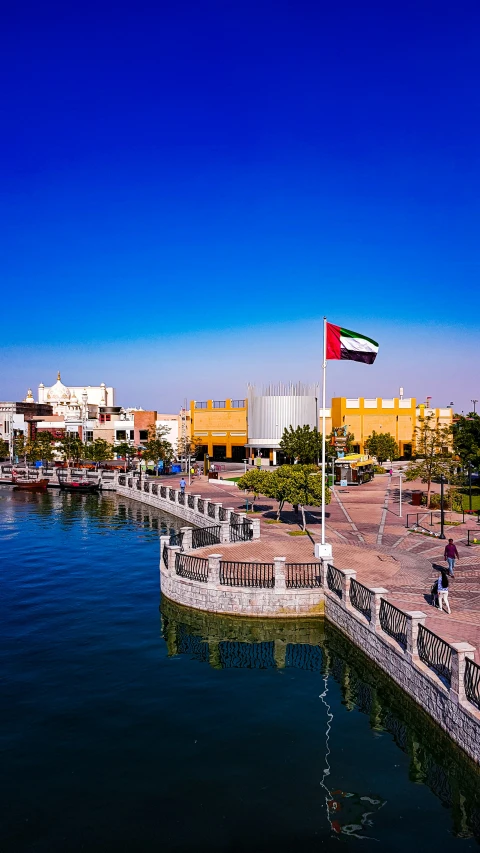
[127,478,133,488]
[118,474,126,485]
[379,599,407,650]
[151,483,158,495]
[326,564,342,598]
[465,657,480,710]
[467,530,480,546]
[160,486,167,498]
[162,546,169,569]
[143,482,150,493]
[136,480,141,490]
[230,518,253,542]
[188,494,195,509]
[175,552,208,582]
[169,488,176,501]
[197,498,205,513]
[417,624,452,685]
[178,491,185,505]
[169,531,184,548]
[350,578,372,621]
[285,563,322,588]
[220,561,274,588]
[219,506,227,521]
[208,502,216,519]
[191,526,221,548]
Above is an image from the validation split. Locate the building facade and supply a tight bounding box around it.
[246,382,320,465]
[36,373,115,415]
[331,396,453,458]
[190,398,247,462]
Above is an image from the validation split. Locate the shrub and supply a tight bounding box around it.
[374,465,386,474]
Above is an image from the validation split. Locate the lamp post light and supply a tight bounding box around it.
[398,467,403,518]
[439,474,446,539]
[472,399,478,415]
[468,461,473,513]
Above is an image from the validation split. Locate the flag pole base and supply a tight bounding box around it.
[315,542,333,560]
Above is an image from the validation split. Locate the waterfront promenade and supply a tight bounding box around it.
[159,467,480,661]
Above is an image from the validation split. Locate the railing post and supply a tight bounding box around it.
[224,507,235,522]
[159,535,170,571]
[193,495,201,513]
[180,527,193,551]
[250,518,261,539]
[405,611,427,661]
[213,502,223,522]
[274,557,286,593]
[340,569,356,608]
[319,559,330,588]
[220,521,230,543]
[369,588,389,633]
[207,554,222,586]
[450,642,476,704]
[167,545,181,573]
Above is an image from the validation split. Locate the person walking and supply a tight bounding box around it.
[179,477,186,494]
[444,538,459,577]
[437,570,451,614]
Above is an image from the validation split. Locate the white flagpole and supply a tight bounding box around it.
[321,316,327,545]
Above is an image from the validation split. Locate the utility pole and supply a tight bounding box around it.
[398,468,403,518]
[472,399,478,414]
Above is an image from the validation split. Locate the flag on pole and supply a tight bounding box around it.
[326,323,379,364]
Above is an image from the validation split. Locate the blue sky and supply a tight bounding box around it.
[1,1,478,413]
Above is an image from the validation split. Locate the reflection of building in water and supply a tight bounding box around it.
[161,599,480,843]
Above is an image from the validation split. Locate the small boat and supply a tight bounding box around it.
[13,478,49,492]
[58,480,100,494]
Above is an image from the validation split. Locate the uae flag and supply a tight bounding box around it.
[326,322,379,364]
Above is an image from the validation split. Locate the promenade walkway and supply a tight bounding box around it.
[157,467,480,660]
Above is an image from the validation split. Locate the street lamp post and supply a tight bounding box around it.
[472,400,478,414]
[439,474,446,539]
[398,468,403,518]
[468,461,473,512]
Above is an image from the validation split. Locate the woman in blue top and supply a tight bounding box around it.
[437,570,451,614]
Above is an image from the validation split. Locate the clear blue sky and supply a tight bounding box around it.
[1,1,478,413]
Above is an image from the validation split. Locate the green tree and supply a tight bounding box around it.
[87,438,114,462]
[262,465,331,528]
[176,434,204,465]
[142,424,174,473]
[59,432,85,464]
[405,415,452,507]
[279,425,323,464]
[364,431,399,463]
[236,469,269,507]
[0,439,9,460]
[13,433,27,462]
[28,431,55,463]
[451,413,480,468]
[114,441,138,468]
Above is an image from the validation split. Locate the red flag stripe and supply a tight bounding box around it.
[326,322,342,359]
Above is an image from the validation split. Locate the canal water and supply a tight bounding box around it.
[1,487,480,852]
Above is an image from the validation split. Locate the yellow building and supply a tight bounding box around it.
[190,398,247,462]
[331,397,453,458]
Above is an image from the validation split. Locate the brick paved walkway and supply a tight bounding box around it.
[159,469,480,658]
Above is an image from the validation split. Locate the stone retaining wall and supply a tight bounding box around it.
[114,473,260,537]
[160,542,325,618]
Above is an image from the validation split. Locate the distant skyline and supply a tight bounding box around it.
[1,2,478,414]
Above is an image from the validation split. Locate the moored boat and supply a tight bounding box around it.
[13,478,49,492]
[58,480,100,494]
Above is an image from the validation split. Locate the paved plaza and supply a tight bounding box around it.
[161,466,480,660]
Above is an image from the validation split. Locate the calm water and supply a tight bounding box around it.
[1,487,480,852]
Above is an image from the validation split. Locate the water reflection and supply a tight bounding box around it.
[161,598,480,842]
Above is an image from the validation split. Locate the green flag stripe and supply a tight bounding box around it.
[340,327,379,348]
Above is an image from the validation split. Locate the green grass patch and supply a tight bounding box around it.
[223,476,241,482]
[288,530,312,536]
[265,519,282,524]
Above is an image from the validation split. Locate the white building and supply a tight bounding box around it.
[246,382,320,465]
[36,373,115,415]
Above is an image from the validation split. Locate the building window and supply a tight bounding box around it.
[231,400,245,408]
[99,415,105,423]
[195,401,207,409]
[85,431,93,443]
[116,430,127,441]
[139,430,149,442]
[212,444,227,460]
[130,430,135,440]
[213,401,226,408]
[106,414,111,421]
[231,446,246,462]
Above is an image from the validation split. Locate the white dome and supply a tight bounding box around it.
[46,371,71,402]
